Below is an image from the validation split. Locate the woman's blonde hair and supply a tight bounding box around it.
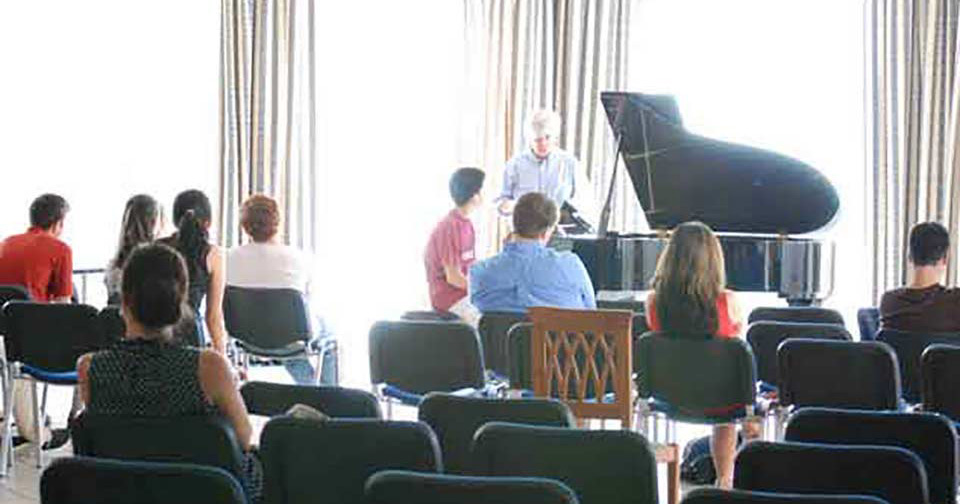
[651,221,726,335]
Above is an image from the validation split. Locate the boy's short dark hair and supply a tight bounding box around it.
[30,194,69,230]
[513,192,558,238]
[909,222,950,266]
[449,167,485,207]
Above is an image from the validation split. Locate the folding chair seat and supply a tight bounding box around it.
[40,456,246,504]
[368,320,487,414]
[418,392,574,474]
[224,286,338,384]
[777,339,901,411]
[921,344,960,423]
[477,311,527,379]
[734,441,928,504]
[785,407,956,504]
[682,488,889,504]
[365,469,580,504]
[260,416,441,504]
[241,381,381,418]
[472,422,657,504]
[748,307,844,326]
[875,329,960,404]
[857,307,879,341]
[1,301,109,473]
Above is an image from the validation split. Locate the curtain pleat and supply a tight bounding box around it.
[463,0,637,251]
[867,0,960,301]
[219,0,316,251]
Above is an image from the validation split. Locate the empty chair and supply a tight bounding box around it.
[785,408,956,504]
[70,412,247,481]
[477,311,527,378]
[241,381,381,418]
[921,344,960,422]
[41,456,246,504]
[682,488,890,504]
[746,322,851,391]
[260,416,441,504]
[418,392,575,474]
[777,339,901,410]
[735,441,927,504]
[875,329,960,404]
[472,422,657,504]
[365,470,580,504]
[224,285,338,384]
[748,307,844,326]
[1,301,109,472]
[368,320,486,411]
[857,307,880,341]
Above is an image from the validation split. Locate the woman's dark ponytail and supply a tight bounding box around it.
[171,190,212,281]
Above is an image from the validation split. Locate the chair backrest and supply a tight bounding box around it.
[734,441,928,504]
[260,417,441,504]
[683,488,890,504]
[529,307,633,426]
[223,285,311,349]
[857,307,880,341]
[0,284,30,335]
[472,422,657,504]
[40,456,246,504]
[365,470,580,504]
[748,307,845,325]
[418,392,575,474]
[785,407,956,504]
[98,306,126,343]
[3,301,106,370]
[241,381,381,418]
[777,339,901,410]
[635,332,756,422]
[507,322,534,390]
[368,320,485,394]
[70,412,246,478]
[477,311,528,376]
[921,344,960,422]
[876,329,960,403]
[746,322,851,387]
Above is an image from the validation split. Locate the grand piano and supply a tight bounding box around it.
[556,92,838,305]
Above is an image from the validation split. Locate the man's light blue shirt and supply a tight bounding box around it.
[499,149,579,210]
[469,241,597,314]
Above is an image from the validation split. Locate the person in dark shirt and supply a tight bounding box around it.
[880,222,960,333]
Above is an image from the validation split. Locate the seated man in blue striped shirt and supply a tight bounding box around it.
[470,192,596,314]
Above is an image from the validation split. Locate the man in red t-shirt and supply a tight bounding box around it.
[0,194,73,302]
[424,167,485,326]
[0,193,72,448]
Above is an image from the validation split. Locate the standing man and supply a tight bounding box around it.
[0,193,73,449]
[497,109,595,224]
[424,167,485,326]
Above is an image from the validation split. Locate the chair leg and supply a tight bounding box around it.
[31,381,41,469]
[666,447,680,504]
[0,373,15,476]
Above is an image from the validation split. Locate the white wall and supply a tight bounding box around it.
[0,1,220,276]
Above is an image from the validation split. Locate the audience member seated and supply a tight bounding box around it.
[880,221,960,332]
[227,194,334,385]
[424,167,485,326]
[470,192,595,313]
[76,243,260,499]
[0,193,73,448]
[105,194,163,306]
[158,190,227,353]
[644,221,749,489]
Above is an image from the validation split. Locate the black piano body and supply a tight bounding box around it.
[560,92,838,305]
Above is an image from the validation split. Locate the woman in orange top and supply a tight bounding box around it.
[645,221,744,488]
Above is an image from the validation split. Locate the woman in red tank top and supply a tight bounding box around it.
[644,221,745,488]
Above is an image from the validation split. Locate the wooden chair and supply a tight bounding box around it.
[528,307,679,504]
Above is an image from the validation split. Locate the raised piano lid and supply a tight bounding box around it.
[601,92,839,235]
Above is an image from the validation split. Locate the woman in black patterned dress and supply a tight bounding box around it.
[76,243,260,500]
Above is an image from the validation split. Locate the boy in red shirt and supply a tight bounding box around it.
[424,168,485,326]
